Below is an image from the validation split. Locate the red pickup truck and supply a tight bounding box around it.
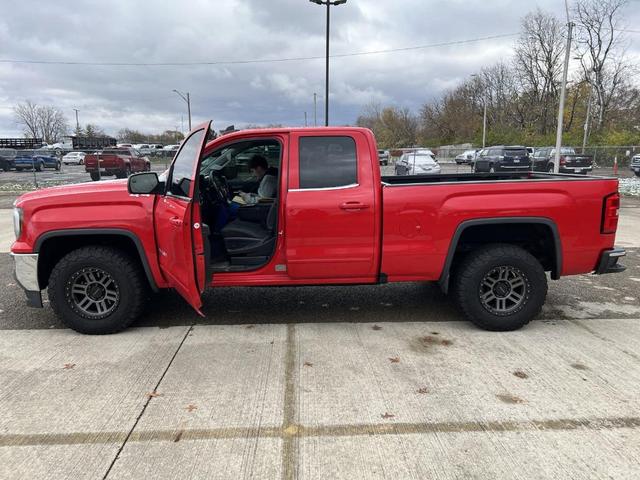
[11,122,625,334]
[84,147,150,181]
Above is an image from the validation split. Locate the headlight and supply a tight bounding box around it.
[13,207,23,240]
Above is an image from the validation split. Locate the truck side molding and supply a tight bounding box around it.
[438,217,562,294]
[34,228,159,292]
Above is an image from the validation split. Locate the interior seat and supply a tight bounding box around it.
[221,201,278,258]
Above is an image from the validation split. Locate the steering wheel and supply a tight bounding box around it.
[208,170,231,205]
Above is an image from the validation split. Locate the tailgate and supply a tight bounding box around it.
[502,152,530,167]
[85,154,121,168]
[565,155,592,167]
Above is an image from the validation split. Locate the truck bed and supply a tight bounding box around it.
[379,171,619,283]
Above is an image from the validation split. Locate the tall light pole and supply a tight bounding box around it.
[582,75,593,154]
[472,74,487,148]
[73,109,80,134]
[554,0,574,173]
[313,92,318,126]
[309,0,347,126]
[172,89,192,131]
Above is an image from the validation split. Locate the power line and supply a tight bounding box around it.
[0,33,520,67]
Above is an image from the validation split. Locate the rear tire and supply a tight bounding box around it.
[453,244,547,331]
[48,246,147,334]
[547,164,555,173]
[35,162,43,172]
[634,171,640,177]
[90,172,100,181]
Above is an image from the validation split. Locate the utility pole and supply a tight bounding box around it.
[304,111,308,127]
[482,101,487,148]
[313,93,318,126]
[554,0,573,173]
[173,90,192,131]
[471,74,487,148]
[582,80,593,154]
[309,0,348,126]
[73,109,80,134]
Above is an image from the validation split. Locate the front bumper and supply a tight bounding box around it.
[11,253,43,307]
[594,248,626,275]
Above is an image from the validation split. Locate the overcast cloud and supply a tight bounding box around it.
[1,0,639,137]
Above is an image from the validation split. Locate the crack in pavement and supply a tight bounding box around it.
[101,325,194,480]
[2,416,639,447]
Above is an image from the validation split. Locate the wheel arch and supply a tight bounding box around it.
[34,229,159,292]
[439,217,562,294]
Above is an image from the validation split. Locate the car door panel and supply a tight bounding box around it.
[154,121,211,313]
[285,132,377,280]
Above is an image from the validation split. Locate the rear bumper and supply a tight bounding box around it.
[560,166,592,173]
[594,248,626,275]
[10,253,43,307]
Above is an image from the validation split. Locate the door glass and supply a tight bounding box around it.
[169,129,205,197]
[299,136,357,189]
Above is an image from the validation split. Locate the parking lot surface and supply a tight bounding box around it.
[0,180,638,479]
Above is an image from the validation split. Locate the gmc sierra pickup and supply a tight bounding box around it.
[84,148,150,181]
[11,123,626,334]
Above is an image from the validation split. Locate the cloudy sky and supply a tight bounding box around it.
[1,0,639,138]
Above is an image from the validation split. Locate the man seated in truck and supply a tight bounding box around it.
[237,154,277,204]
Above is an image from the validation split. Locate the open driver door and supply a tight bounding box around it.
[153,121,212,315]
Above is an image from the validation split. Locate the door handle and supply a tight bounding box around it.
[169,216,183,227]
[340,202,369,210]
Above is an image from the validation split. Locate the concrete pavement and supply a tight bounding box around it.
[0,319,639,479]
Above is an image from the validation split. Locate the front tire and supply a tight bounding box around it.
[634,171,640,177]
[453,244,547,331]
[48,246,147,334]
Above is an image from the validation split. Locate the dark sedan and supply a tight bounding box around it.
[473,146,531,173]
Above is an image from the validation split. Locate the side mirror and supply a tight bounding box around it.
[128,172,162,194]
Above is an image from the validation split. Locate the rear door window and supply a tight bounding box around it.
[299,136,357,189]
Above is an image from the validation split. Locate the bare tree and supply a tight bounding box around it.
[574,0,629,129]
[514,9,565,134]
[39,105,68,144]
[13,101,40,138]
[13,100,68,143]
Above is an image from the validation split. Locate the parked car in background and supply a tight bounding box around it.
[378,149,390,166]
[62,151,86,165]
[473,146,531,173]
[455,149,478,165]
[84,147,150,181]
[631,154,640,177]
[162,144,180,154]
[531,147,593,174]
[0,148,17,171]
[149,144,164,155]
[14,151,61,171]
[395,150,441,175]
[134,144,153,155]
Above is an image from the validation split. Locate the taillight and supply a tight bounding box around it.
[601,193,620,234]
